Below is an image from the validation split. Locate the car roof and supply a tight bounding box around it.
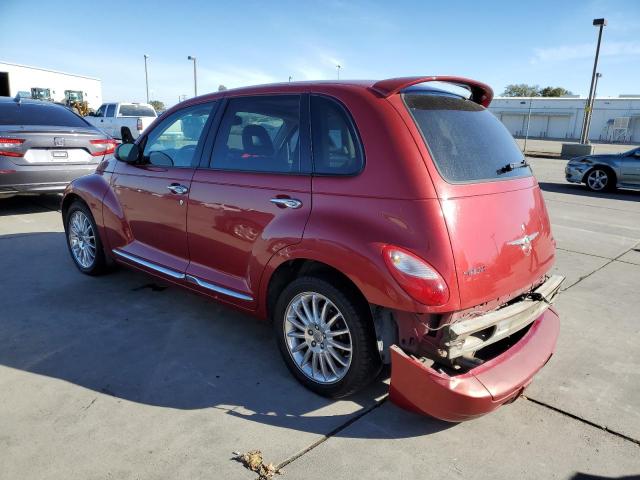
[0,97,63,107]
[179,76,493,108]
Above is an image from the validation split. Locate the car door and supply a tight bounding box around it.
[620,148,640,186]
[108,102,217,276]
[104,103,117,137]
[186,94,311,306]
[93,104,107,134]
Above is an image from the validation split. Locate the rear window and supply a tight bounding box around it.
[118,104,156,117]
[0,102,90,128]
[404,93,530,183]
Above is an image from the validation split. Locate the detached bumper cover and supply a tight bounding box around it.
[389,308,560,422]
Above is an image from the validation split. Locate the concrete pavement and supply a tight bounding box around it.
[0,159,638,479]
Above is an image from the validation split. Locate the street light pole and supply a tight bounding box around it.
[336,64,341,80]
[521,99,533,154]
[187,56,198,97]
[143,54,150,104]
[580,18,606,144]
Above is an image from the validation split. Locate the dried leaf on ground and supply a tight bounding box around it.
[233,450,282,479]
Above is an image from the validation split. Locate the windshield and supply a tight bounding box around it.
[403,93,531,183]
[118,104,156,117]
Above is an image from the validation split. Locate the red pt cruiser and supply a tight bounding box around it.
[62,76,564,421]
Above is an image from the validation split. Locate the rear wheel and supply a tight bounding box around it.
[64,201,107,275]
[585,168,615,192]
[274,276,381,398]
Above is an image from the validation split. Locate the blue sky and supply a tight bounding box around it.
[1,0,639,106]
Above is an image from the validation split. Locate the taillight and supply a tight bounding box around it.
[0,138,25,157]
[90,138,118,156]
[137,118,143,131]
[382,246,449,306]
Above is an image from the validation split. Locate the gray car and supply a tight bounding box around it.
[565,146,640,192]
[0,97,116,199]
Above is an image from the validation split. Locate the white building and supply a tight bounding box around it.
[0,61,102,109]
[490,96,640,143]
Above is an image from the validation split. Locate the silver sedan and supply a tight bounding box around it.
[565,147,640,192]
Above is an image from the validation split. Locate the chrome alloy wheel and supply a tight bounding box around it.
[283,292,353,384]
[587,169,608,191]
[68,210,96,269]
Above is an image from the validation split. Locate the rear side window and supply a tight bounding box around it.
[118,104,156,117]
[311,96,363,175]
[404,94,530,183]
[211,95,302,174]
[0,102,90,128]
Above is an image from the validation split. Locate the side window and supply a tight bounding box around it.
[310,96,364,175]
[95,104,106,117]
[105,104,116,117]
[211,95,302,173]
[142,103,214,168]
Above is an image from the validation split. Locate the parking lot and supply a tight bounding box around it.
[0,157,638,479]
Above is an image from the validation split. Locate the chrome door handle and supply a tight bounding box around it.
[167,184,189,195]
[270,198,302,209]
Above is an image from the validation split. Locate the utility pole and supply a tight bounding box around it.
[143,54,150,103]
[187,56,198,97]
[521,99,533,154]
[580,18,606,144]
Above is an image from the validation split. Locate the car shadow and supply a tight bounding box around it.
[0,194,62,216]
[570,475,640,480]
[0,230,453,440]
[538,182,640,202]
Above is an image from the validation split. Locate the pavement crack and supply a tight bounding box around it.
[561,242,640,292]
[82,397,97,411]
[524,396,640,446]
[276,395,388,471]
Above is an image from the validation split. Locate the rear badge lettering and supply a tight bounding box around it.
[464,265,486,276]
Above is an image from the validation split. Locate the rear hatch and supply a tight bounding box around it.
[2,125,108,165]
[402,90,555,309]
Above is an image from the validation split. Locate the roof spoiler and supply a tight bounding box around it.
[370,76,494,107]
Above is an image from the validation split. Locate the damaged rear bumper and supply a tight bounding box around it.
[389,306,560,422]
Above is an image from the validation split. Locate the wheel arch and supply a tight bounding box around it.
[582,164,618,185]
[265,258,370,324]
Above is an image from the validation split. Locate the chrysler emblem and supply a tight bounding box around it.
[507,225,539,256]
[54,137,65,147]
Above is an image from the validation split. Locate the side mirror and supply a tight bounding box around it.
[121,126,135,144]
[114,143,140,163]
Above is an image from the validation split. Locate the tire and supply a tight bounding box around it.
[274,276,381,398]
[64,201,108,275]
[585,167,615,192]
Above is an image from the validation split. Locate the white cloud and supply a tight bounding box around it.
[531,41,640,63]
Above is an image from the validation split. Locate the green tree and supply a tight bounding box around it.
[218,85,228,91]
[149,100,165,112]
[539,86,572,97]
[502,84,540,97]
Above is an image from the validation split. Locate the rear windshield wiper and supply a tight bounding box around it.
[497,159,530,175]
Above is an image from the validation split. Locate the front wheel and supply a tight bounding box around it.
[274,276,381,398]
[64,201,108,275]
[585,168,614,192]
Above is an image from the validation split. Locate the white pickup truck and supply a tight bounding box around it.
[86,102,157,140]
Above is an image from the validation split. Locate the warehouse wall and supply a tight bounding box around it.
[0,62,102,109]
[490,97,640,143]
